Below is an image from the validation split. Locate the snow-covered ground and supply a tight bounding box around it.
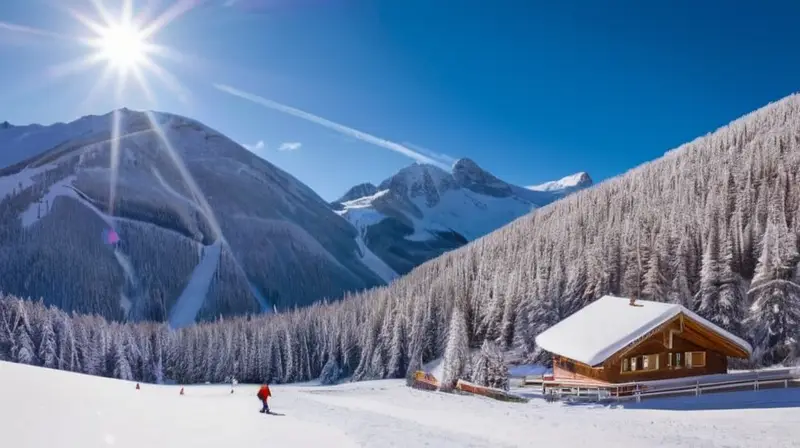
[2,361,799,448]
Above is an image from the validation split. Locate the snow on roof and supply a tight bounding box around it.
[534,295,753,366]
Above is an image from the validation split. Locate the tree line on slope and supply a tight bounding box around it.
[3,94,800,385]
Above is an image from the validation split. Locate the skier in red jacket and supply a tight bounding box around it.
[257,384,272,413]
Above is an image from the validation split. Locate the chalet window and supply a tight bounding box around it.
[624,354,659,373]
[641,354,659,371]
[674,352,682,368]
[686,351,706,368]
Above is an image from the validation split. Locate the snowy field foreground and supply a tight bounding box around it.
[1,362,800,447]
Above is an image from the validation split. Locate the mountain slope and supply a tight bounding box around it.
[333,159,592,275]
[0,109,385,323]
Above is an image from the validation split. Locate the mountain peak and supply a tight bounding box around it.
[451,157,512,197]
[527,171,593,193]
[333,182,379,206]
[450,157,481,172]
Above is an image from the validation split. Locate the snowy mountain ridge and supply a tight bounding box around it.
[0,108,386,323]
[526,171,592,192]
[0,107,591,323]
[333,159,592,275]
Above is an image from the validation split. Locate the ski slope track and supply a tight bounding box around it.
[168,241,222,329]
[2,362,799,448]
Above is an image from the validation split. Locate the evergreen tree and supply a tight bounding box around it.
[747,217,800,365]
[470,340,509,391]
[12,322,36,365]
[440,307,469,392]
[37,313,57,369]
[698,218,721,318]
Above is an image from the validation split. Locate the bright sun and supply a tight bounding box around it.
[96,23,147,71]
[45,0,195,107]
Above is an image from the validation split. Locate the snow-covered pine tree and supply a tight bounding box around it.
[746,206,800,365]
[716,223,746,335]
[12,305,36,366]
[111,333,133,381]
[55,313,79,372]
[642,231,668,302]
[668,227,693,308]
[698,215,722,320]
[387,311,408,378]
[440,306,470,392]
[282,326,296,383]
[497,272,519,350]
[470,340,509,391]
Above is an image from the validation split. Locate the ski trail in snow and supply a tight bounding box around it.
[169,241,221,328]
[113,250,140,317]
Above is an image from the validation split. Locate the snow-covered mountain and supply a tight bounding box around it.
[527,171,592,195]
[0,109,387,323]
[331,182,378,209]
[333,159,592,275]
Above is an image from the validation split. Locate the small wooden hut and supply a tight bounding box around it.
[535,296,753,384]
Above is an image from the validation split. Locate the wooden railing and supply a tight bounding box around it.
[537,368,800,403]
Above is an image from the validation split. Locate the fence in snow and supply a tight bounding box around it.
[528,367,800,403]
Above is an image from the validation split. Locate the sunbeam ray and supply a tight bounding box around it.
[67,9,109,37]
[108,107,122,216]
[47,53,106,79]
[88,0,116,28]
[132,65,157,106]
[77,65,115,112]
[142,60,191,104]
[143,111,224,243]
[140,0,199,39]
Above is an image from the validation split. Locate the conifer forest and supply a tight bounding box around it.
[2,94,800,386]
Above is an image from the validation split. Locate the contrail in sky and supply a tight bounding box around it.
[213,83,452,168]
[0,21,74,41]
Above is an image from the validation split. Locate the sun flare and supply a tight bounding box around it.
[51,0,197,106]
[94,23,148,71]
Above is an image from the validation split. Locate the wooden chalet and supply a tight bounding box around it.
[534,296,753,384]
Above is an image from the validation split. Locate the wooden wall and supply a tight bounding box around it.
[601,334,728,383]
[552,316,735,384]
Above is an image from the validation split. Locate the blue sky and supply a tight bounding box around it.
[2,0,800,201]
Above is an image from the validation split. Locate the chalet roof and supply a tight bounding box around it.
[534,295,753,366]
